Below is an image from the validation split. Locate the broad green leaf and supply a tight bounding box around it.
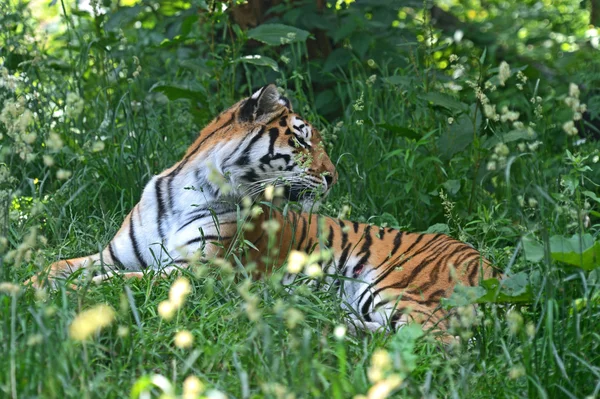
[522,234,545,262]
[235,55,279,72]
[444,272,532,307]
[582,190,600,204]
[419,92,468,112]
[550,234,600,271]
[424,223,450,235]
[483,129,536,149]
[496,272,529,297]
[442,179,461,195]
[149,82,207,105]
[438,113,474,160]
[377,123,419,140]
[247,24,310,46]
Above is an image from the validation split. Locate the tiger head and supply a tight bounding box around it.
[190,84,337,207]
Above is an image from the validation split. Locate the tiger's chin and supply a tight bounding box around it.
[277,187,327,213]
[270,196,322,213]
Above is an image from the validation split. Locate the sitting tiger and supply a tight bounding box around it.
[27,84,493,333]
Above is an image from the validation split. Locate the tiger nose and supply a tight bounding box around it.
[324,174,334,187]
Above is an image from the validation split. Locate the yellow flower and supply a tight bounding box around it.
[158,300,176,320]
[284,308,304,329]
[69,304,116,341]
[305,263,323,278]
[169,277,191,308]
[183,375,205,399]
[174,330,194,349]
[367,374,403,399]
[0,282,21,295]
[264,185,275,201]
[287,250,307,274]
[56,169,72,180]
[368,349,392,383]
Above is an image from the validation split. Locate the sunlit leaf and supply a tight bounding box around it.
[149,82,207,105]
[419,92,468,112]
[247,24,310,46]
[549,234,600,271]
[235,55,279,72]
[522,234,544,262]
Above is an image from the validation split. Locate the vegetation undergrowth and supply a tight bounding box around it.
[1,0,599,398]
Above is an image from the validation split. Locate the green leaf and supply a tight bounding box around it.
[424,223,450,234]
[550,234,600,271]
[419,92,468,112]
[247,24,310,46]
[443,284,487,307]
[377,123,419,140]
[483,129,536,149]
[149,82,207,105]
[388,323,423,377]
[442,179,461,195]
[582,190,600,204]
[522,234,544,262]
[235,55,279,72]
[323,48,353,72]
[381,76,413,87]
[478,273,532,303]
[444,272,532,307]
[438,113,474,160]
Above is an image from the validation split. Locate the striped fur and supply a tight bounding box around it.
[26,85,336,287]
[225,206,494,332]
[27,84,493,334]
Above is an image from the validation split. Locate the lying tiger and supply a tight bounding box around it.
[27,85,493,333]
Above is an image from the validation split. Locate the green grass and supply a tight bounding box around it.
[2,1,600,398]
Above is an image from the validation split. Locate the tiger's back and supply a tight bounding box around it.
[240,206,493,332]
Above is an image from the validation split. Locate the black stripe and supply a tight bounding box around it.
[177,209,236,233]
[379,227,385,239]
[358,225,372,254]
[305,238,314,253]
[326,225,334,248]
[353,221,359,233]
[296,215,307,250]
[267,127,279,155]
[108,242,125,270]
[236,127,266,166]
[129,209,147,269]
[155,178,166,240]
[185,235,230,246]
[390,231,403,257]
[337,244,351,272]
[339,220,348,248]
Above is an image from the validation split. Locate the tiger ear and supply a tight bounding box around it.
[239,84,291,123]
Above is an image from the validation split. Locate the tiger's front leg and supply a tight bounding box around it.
[26,205,163,289]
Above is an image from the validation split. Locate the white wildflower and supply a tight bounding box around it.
[563,120,578,136]
[498,61,511,86]
[334,325,347,340]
